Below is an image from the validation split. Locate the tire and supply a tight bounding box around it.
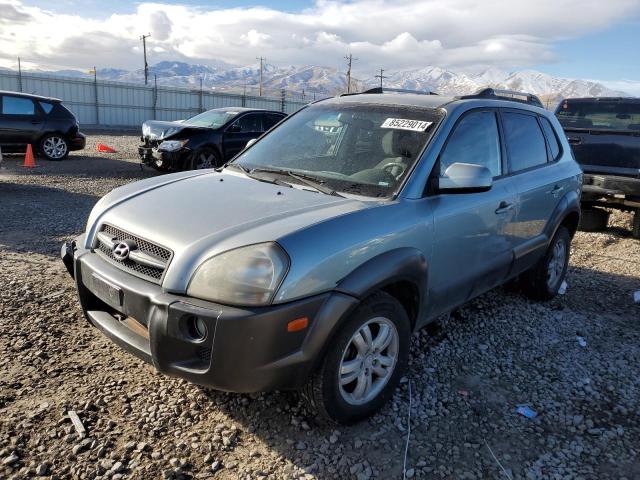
[301,292,410,424]
[521,226,571,301]
[632,209,640,240]
[578,207,609,232]
[39,134,69,161]
[188,147,220,171]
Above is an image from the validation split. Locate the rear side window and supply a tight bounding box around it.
[502,112,548,172]
[2,96,35,115]
[236,113,263,132]
[263,113,284,130]
[539,117,561,160]
[439,110,502,177]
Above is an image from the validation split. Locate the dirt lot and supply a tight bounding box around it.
[1,136,639,480]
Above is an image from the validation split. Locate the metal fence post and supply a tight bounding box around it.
[153,74,158,120]
[280,89,286,113]
[93,67,100,125]
[17,57,23,92]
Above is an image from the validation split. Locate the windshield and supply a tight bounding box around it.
[556,100,640,131]
[232,103,442,198]
[184,109,240,128]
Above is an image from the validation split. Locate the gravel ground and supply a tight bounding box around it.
[1,135,639,479]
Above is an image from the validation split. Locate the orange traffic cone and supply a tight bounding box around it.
[23,144,37,168]
[97,143,117,153]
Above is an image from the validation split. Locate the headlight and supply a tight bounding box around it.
[187,243,289,306]
[159,139,188,151]
[142,123,150,137]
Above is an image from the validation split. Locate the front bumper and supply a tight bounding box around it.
[69,132,86,151]
[62,239,358,393]
[138,145,187,169]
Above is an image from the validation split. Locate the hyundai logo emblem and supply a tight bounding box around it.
[112,240,135,261]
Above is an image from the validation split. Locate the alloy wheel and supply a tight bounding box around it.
[42,137,67,159]
[338,317,399,405]
[547,238,566,289]
[196,152,216,169]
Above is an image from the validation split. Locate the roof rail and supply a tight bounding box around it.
[458,88,543,107]
[341,87,438,97]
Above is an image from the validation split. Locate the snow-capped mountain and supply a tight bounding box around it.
[26,60,628,103]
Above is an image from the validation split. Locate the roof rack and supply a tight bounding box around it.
[458,88,543,108]
[341,87,438,97]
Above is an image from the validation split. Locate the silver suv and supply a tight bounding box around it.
[62,88,582,424]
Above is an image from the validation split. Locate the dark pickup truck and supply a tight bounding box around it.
[556,97,640,238]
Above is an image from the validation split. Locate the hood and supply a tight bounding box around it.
[142,119,209,141]
[88,170,370,291]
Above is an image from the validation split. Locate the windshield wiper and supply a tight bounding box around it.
[223,163,292,187]
[251,168,345,198]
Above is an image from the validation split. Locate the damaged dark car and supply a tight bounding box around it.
[138,107,286,171]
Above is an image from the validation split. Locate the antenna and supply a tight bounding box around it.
[374,68,388,89]
[140,33,151,85]
[344,53,358,94]
[256,56,265,96]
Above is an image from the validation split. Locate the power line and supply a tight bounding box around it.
[344,53,357,93]
[140,33,151,85]
[374,68,388,89]
[256,56,265,96]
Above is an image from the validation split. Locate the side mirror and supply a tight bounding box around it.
[438,162,493,193]
[245,138,258,149]
[227,123,241,133]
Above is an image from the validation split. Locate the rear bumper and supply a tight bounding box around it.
[68,132,86,151]
[138,145,187,169]
[582,173,640,206]
[63,238,358,393]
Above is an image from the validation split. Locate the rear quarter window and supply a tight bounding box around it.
[539,117,561,160]
[39,102,54,114]
[502,112,548,172]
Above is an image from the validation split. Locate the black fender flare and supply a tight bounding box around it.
[335,247,428,323]
[545,189,581,240]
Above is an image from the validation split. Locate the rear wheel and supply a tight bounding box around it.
[39,134,69,160]
[521,226,571,301]
[301,292,410,424]
[189,147,220,171]
[578,207,609,232]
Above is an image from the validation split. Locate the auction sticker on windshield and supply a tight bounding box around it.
[381,118,432,132]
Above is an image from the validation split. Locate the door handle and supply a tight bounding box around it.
[567,137,581,145]
[495,201,514,214]
[547,185,564,197]
[31,120,42,124]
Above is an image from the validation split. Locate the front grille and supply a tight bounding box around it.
[94,224,172,283]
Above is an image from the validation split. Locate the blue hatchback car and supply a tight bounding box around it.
[63,88,582,423]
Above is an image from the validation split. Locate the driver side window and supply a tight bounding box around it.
[439,111,502,178]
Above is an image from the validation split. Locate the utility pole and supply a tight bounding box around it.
[17,57,22,92]
[89,66,99,125]
[374,68,388,89]
[199,76,203,112]
[140,33,151,85]
[256,56,265,96]
[344,53,357,93]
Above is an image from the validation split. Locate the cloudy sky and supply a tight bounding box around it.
[1,0,639,92]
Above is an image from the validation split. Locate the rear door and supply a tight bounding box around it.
[222,112,264,160]
[556,99,640,178]
[0,95,44,146]
[427,109,518,317]
[500,110,568,273]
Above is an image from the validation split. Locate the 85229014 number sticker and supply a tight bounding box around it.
[380,118,432,132]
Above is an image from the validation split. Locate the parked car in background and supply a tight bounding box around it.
[555,97,640,237]
[63,88,581,424]
[0,90,86,160]
[138,107,286,171]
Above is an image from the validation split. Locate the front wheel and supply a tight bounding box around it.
[521,226,571,301]
[39,134,69,160]
[188,147,220,171]
[301,292,410,424]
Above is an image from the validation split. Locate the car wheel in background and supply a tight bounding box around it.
[521,226,571,301]
[189,147,220,170]
[39,134,69,160]
[578,207,609,232]
[301,292,410,424]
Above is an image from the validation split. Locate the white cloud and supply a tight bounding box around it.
[0,0,639,75]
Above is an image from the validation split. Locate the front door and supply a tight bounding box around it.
[426,109,518,318]
[222,113,264,160]
[0,95,43,146]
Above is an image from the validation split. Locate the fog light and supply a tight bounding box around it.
[185,315,207,341]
